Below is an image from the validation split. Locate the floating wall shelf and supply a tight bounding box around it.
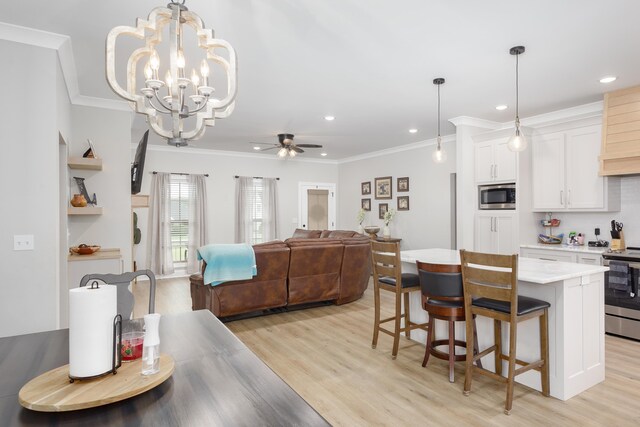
[68,206,103,215]
[67,157,103,171]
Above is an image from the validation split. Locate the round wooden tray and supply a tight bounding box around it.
[19,354,174,412]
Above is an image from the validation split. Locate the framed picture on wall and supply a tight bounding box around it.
[397,177,409,192]
[361,181,371,195]
[379,203,389,219]
[361,198,371,211]
[397,196,409,211]
[375,176,392,200]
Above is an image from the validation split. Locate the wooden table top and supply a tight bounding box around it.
[0,310,329,426]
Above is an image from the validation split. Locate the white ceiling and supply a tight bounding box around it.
[4,0,640,159]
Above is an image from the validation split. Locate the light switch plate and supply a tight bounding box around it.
[14,235,34,251]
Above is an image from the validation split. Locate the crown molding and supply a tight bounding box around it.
[520,101,603,128]
[448,116,503,129]
[75,95,132,112]
[337,134,455,164]
[135,143,340,164]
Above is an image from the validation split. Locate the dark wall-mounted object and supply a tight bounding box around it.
[131,130,149,194]
[74,177,97,205]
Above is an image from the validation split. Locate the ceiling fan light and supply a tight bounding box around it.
[277,148,288,157]
[289,149,297,157]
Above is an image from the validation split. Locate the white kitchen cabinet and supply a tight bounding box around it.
[532,125,620,212]
[520,246,604,266]
[531,132,565,210]
[475,212,517,255]
[475,137,517,184]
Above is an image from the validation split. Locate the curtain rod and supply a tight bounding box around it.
[234,175,280,180]
[153,171,209,177]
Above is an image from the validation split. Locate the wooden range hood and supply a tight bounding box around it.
[600,85,640,176]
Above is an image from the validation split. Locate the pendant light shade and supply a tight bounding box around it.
[432,78,447,163]
[507,46,527,152]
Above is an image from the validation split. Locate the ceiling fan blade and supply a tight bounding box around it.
[259,146,279,151]
[296,144,323,148]
[291,146,304,153]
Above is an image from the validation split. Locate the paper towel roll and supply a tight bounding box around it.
[69,284,117,378]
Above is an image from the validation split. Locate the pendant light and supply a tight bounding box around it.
[432,78,447,163]
[507,46,527,152]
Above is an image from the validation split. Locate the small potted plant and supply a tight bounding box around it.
[383,208,396,238]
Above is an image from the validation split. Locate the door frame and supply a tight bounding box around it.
[298,182,337,230]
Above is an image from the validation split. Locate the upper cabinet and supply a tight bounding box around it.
[475,137,517,184]
[532,124,620,212]
[600,85,640,176]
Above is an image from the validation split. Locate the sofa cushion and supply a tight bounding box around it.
[286,238,343,247]
[324,230,359,239]
[291,229,322,239]
[252,240,288,249]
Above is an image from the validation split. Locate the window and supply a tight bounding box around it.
[169,175,190,264]
[249,179,264,244]
[236,177,278,245]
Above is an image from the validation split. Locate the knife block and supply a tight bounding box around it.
[611,230,625,251]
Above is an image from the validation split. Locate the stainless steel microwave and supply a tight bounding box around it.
[478,183,516,210]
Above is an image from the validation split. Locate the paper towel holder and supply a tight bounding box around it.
[69,282,123,383]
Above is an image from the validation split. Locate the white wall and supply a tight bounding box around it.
[337,138,457,250]
[133,143,339,270]
[0,41,59,337]
[67,106,133,270]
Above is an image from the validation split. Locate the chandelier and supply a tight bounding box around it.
[106,0,238,147]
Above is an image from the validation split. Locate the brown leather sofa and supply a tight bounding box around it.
[190,230,371,318]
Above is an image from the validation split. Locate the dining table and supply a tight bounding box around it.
[0,310,329,426]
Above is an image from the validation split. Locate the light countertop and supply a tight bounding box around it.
[520,244,608,255]
[401,248,608,284]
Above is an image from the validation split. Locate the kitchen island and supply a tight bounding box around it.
[400,248,608,401]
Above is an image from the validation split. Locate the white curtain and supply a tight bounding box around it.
[187,174,208,274]
[147,172,174,275]
[262,178,279,242]
[235,177,254,244]
[235,177,279,244]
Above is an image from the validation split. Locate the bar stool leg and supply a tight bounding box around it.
[504,322,517,415]
[448,320,455,383]
[472,317,483,369]
[422,315,435,367]
[391,292,402,359]
[463,315,474,395]
[404,293,411,340]
[494,319,502,376]
[540,309,550,397]
[372,284,380,349]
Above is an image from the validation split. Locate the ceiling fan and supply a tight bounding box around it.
[252,134,323,157]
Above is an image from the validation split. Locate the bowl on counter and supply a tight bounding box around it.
[70,245,101,255]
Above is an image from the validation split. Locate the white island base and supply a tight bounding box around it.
[400,249,607,401]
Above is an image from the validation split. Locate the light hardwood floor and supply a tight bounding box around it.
[136,278,640,426]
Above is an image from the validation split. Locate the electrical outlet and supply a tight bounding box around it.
[14,235,34,251]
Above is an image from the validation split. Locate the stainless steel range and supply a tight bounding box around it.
[602,247,640,340]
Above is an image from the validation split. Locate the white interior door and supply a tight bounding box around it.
[299,183,336,231]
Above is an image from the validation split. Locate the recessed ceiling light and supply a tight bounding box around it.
[409,128,418,134]
[320,153,328,157]
[324,115,335,121]
[253,146,261,150]
[496,105,508,111]
[599,76,617,84]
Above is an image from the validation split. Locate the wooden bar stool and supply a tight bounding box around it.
[459,250,550,415]
[416,262,482,383]
[371,241,428,359]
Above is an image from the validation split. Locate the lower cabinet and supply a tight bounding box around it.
[475,212,517,255]
[520,247,603,265]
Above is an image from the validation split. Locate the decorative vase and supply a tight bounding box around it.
[358,224,364,234]
[383,225,390,238]
[70,194,87,207]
